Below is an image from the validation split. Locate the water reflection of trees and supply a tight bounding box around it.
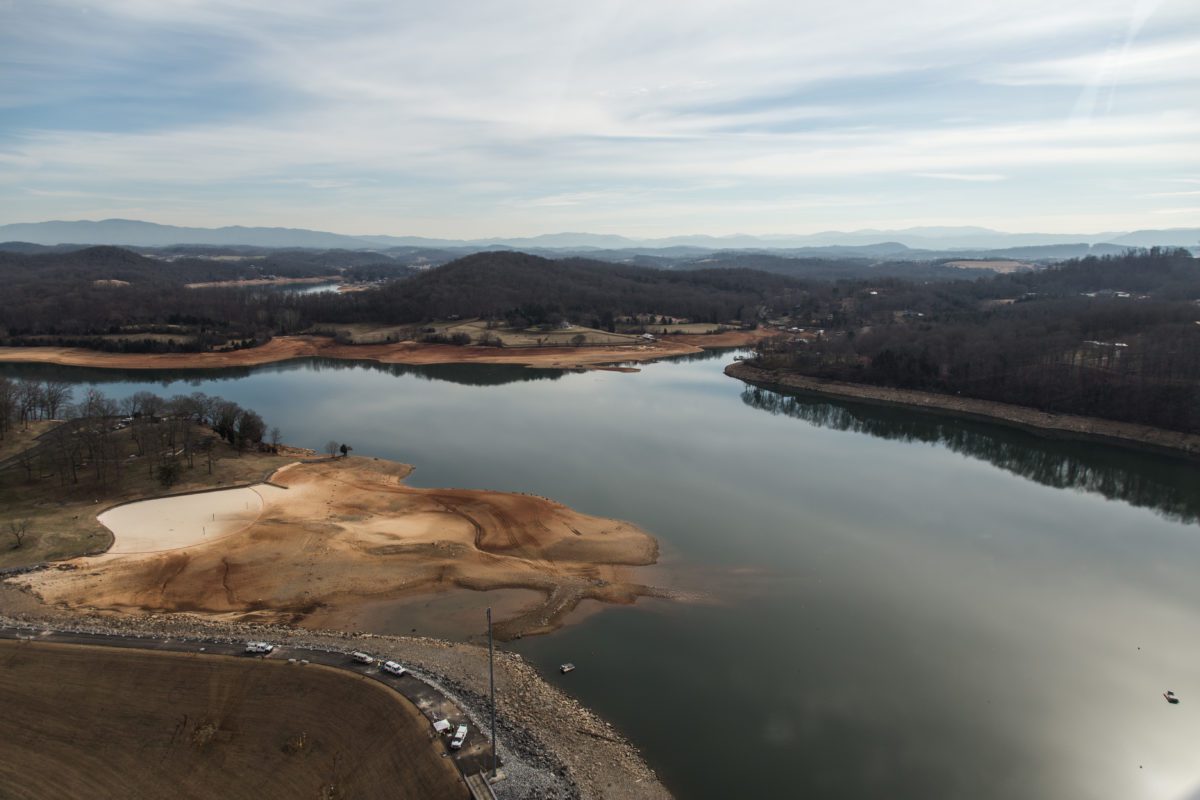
[741,386,1200,525]
[660,347,744,363]
[0,358,566,388]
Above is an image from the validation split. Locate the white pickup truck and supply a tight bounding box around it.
[244,642,275,655]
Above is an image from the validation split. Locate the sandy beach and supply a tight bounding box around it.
[0,329,768,372]
[98,484,287,554]
[19,456,667,638]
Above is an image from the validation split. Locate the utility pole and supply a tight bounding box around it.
[487,606,497,778]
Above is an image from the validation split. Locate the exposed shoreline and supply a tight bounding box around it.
[0,330,765,372]
[14,455,671,641]
[726,362,1200,459]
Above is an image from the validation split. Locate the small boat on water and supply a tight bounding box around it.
[560,663,576,674]
[1164,690,1180,704]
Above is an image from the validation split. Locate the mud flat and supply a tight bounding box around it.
[727,361,1200,459]
[16,456,668,639]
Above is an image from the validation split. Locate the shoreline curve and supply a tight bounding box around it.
[0,330,767,373]
[726,361,1200,460]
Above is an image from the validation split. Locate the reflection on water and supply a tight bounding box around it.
[741,386,1200,524]
[0,357,567,388]
[3,355,1199,800]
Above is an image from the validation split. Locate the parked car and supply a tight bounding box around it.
[244,642,274,655]
[450,725,468,749]
[351,651,374,665]
[381,660,407,677]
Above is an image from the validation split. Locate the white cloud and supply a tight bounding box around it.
[988,39,1200,87]
[914,173,1007,182]
[2,0,1199,234]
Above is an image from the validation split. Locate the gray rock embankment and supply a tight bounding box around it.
[727,361,1200,459]
[0,586,671,800]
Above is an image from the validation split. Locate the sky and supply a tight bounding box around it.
[1,0,1198,238]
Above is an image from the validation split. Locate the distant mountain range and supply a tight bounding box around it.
[1,218,1198,253]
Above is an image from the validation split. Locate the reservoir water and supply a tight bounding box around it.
[4,353,1199,799]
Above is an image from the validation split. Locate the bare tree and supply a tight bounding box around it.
[325,440,340,458]
[7,519,30,550]
[0,377,14,439]
[157,462,181,489]
[16,380,42,426]
[41,381,73,419]
[269,427,283,452]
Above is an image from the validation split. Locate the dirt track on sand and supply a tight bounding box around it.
[0,639,465,800]
[19,457,665,639]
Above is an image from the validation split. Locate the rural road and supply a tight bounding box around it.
[0,624,499,787]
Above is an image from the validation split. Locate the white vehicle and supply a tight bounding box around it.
[381,660,407,677]
[433,719,452,735]
[450,725,468,750]
[244,642,274,655]
[351,651,374,665]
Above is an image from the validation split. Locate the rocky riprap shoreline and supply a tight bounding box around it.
[0,591,671,800]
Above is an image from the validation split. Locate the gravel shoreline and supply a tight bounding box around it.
[0,586,671,800]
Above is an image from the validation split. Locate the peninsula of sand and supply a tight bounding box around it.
[17,456,665,639]
[0,329,764,372]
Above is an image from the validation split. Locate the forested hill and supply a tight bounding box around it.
[753,249,1200,433]
[364,251,802,325]
[0,246,803,345]
[0,245,249,285]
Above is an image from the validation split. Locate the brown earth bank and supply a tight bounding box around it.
[16,456,669,640]
[727,362,1200,459]
[0,603,673,800]
[0,329,769,372]
[0,639,465,800]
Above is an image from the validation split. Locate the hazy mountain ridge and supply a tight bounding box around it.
[2,218,1197,253]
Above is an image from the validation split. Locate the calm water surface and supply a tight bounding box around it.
[5,354,1199,800]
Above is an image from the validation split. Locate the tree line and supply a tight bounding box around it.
[0,247,808,347]
[753,249,1200,433]
[0,379,274,492]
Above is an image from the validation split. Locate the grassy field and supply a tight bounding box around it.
[944,259,1034,273]
[622,322,728,335]
[0,424,295,569]
[0,640,466,800]
[310,322,415,344]
[317,319,643,347]
[16,329,200,347]
[436,319,640,347]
